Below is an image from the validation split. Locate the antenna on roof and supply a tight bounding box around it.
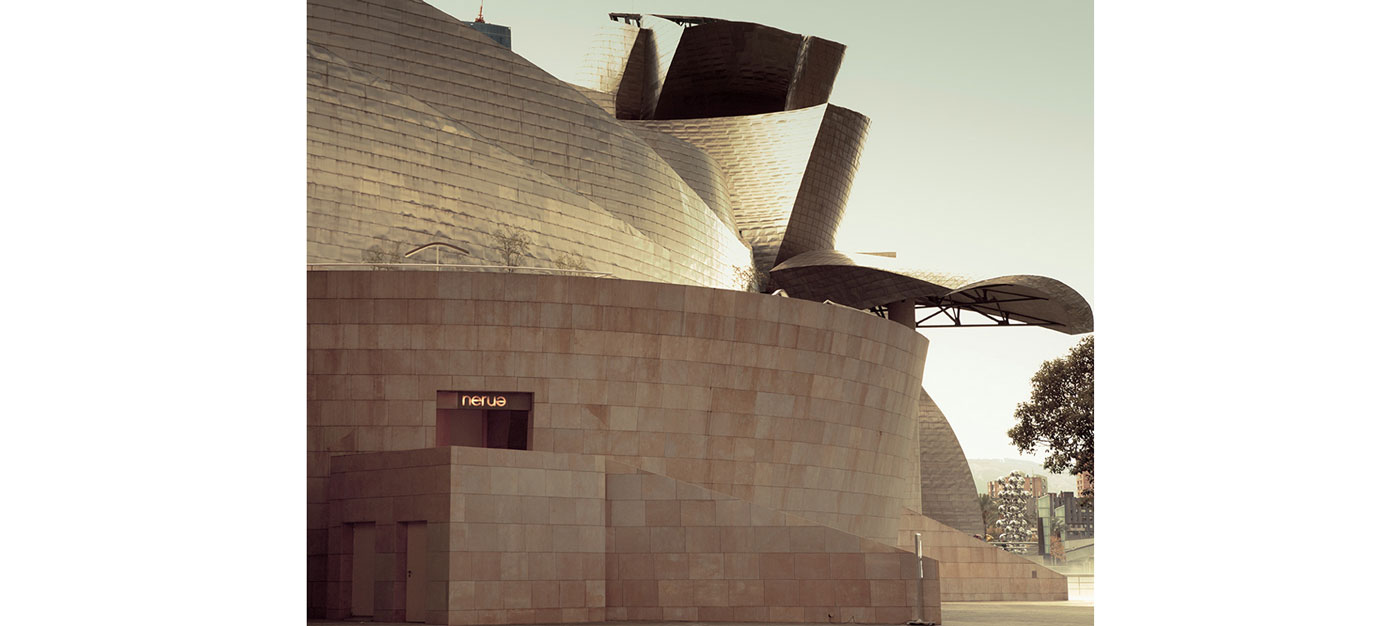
[475,1,485,23]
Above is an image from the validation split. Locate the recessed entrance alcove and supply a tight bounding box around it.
[434,391,533,450]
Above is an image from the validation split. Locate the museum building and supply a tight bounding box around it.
[307,1,1093,623]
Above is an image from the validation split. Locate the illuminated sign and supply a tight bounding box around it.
[453,391,532,411]
[461,394,508,408]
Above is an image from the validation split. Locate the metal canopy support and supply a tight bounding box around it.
[870,285,1064,330]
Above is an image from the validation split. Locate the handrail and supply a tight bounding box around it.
[306,263,615,278]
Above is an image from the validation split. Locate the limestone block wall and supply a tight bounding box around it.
[605,462,939,624]
[326,447,610,625]
[897,510,1067,602]
[308,270,929,603]
[323,447,453,622]
[307,0,752,288]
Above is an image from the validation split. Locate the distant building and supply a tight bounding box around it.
[988,474,1046,500]
[462,4,510,48]
[1042,491,1094,540]
[1076,471,1093,497]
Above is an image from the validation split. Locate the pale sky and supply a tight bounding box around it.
[429,0,1094,466]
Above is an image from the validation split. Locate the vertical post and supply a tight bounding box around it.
[888,298,916,328]
[911,532,925,624]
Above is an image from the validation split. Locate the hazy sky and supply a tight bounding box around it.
[428,0,1094,466]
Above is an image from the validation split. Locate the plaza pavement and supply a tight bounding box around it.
[309,601,1094,626]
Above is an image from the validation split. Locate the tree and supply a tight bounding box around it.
[553,251,590,272]
[489,227,532,268]
[978,493,998,538]
[1008,335,1094,495]
[731,264,758,292]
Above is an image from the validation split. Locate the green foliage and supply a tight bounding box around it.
[1008,336,1094,494]
[978,493,999,536]
[731,264,758,292]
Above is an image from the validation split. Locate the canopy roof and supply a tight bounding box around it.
[770,250,1093,334]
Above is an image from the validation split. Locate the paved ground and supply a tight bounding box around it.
[311,601,1094,626]
[940,601,1093,625]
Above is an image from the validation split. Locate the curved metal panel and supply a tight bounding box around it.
[575,20,639,96]
[917,389,985,537]
[786,36,846,110]
[632,104,868,277]
[624,125,739,234]
[653,21,804,119]
[770,250,1094,334]
[630,107,825,274]
[308,44,692,283]
[775,105,870,265]
[639,14,685,119]
[306,0,753,289]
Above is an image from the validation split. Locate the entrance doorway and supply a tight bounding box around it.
[436,409,531,449]
[350,523,375,617]
[405,522,427,622]
[435,391,534,449]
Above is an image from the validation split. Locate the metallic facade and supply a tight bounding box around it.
[307,0,752,289]
[631,105,868,277]
[771,250,1095,334]
[916,390,985,536]
[578,14,864,279]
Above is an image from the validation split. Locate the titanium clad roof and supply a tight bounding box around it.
[787,36,846,110]
[770,250,1094,335]
[307,0,752,288]
[631,104,867,276]
[575,20,640,99]
[653,21,805,119]
[917,389,985,537]
[308,44,686,281]
[775,105,868,265]
[568,83,617,116]
[586,16,846,121]
[639,15,685,119]
[624,125,740,234]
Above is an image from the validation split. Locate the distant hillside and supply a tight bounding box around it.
[969,458,1078,494]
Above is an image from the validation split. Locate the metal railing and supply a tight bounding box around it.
[307,263,615,278]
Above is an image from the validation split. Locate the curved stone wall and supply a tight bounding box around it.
[307,0,752,288]
[308,270,929,549]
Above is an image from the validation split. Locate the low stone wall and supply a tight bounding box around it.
[325,447,943,625]
[605,462,939,624]
[898,510,1067,602]
[327,447,610,624]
